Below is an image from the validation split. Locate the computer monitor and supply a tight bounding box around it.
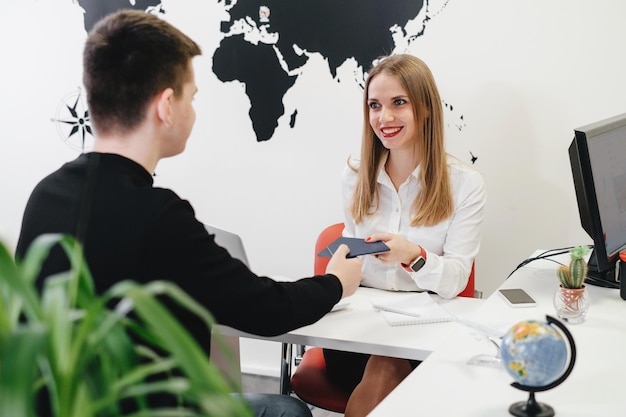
[568,112,626,288]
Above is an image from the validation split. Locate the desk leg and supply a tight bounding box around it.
[280,342,292,395]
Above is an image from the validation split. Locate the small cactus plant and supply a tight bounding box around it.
[557,245,590,288]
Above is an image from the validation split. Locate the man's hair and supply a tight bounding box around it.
[83,10,202,135]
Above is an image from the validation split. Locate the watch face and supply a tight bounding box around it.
[411,257,426,272]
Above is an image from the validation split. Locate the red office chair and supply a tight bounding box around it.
[287,223,476,413]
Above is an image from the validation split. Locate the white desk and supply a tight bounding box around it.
[215,287,483,361]
[369,252,626,416]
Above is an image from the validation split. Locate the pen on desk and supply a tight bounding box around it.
[375,307,422,318]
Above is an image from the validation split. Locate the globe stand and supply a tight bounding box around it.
[508,316,577,417]
[509,392,554,417]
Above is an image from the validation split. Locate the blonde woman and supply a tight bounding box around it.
[323,54,486,416]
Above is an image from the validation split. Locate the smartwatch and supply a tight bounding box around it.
[401,245,427,272]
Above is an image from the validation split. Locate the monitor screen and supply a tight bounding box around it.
[569,112,626,288]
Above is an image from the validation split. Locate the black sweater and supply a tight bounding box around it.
[16,153,342,354]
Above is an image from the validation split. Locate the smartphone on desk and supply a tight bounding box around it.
[498,288,537,308]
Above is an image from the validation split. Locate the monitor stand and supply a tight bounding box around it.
[585,250,619,289]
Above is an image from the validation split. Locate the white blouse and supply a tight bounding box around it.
[342,154,486,299]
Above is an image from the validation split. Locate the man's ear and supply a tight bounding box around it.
[156,88,175,127]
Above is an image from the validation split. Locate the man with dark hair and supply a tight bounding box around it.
[17,10,362,417]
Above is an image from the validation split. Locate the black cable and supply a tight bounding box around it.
[507,245,620,289]
[506,246,577,279]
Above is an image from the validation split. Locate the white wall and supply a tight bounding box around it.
[2,0,625,377]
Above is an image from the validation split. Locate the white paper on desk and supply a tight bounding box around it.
[370,292,454,326]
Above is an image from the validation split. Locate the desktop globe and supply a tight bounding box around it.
[501,320,567,387]
[500,316,576,417]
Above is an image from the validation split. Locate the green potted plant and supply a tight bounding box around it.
[0,234,253,417]
[554,245,590,324]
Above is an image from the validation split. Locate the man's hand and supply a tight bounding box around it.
[325,244,363,298]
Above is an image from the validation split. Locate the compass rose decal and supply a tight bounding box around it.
[51,88,94,152]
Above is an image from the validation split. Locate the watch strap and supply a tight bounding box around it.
[401,245,427,272]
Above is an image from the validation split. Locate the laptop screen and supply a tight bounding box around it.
[204,224,250,268]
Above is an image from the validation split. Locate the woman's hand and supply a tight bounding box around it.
[366,233,422,265]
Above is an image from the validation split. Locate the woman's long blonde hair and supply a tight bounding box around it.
[349,54,453,226]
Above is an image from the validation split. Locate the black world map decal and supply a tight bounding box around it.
[71,0,476,164]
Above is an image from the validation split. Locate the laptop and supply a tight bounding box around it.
[204,224,250,267]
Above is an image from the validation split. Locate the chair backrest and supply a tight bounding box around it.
[314,223,345,275]
[457,262,475,298]
[313,222,475,298]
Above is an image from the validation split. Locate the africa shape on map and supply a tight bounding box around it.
[213,0,434,141]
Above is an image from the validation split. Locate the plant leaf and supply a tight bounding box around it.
[0,325,48,417]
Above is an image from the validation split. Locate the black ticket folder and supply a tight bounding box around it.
[318,237,390,258]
